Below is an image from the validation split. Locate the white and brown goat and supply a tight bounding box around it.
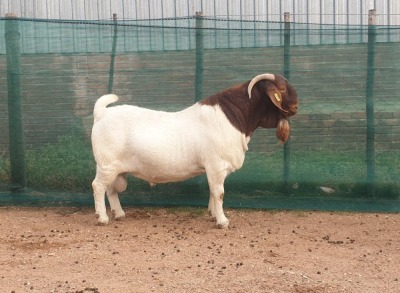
[91,73,298,228]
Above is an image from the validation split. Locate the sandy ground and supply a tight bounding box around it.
[0,206,399,293]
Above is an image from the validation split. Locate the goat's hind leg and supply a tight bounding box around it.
[107,174,127,221]
[92,165,119,225]
[92,178,109,225]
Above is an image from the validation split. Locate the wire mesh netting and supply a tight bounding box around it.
[1,16,400,212]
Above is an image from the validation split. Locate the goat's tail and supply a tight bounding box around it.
[93,94,119,123]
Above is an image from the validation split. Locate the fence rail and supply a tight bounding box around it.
[1,0,400,25]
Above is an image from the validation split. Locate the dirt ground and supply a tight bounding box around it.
[0,206,399,293]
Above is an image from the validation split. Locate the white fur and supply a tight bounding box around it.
[91,94,251,228]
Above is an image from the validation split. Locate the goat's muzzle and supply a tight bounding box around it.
[286,103,298,117]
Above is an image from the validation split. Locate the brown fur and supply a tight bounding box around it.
[199,75,298,141]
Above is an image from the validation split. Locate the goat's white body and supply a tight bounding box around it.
[91,94,250,227]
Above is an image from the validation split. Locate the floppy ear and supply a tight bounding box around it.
[266,85,288,113]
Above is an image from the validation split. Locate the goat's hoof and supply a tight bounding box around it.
[114,211,126,221]
[215,220,229,229]
[208,210,216,220]
[97,216,109,226]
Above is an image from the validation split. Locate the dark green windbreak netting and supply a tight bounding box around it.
[1,17,400,212]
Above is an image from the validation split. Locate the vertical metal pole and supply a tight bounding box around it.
[333,0,337,44]
[108,13,118,94]
[366,9,376,197]
[283,12,291,194]
[319,0,323,44]
[227,0,230,48]
[240,0,243,47]
[5,13,27,191]
[195,11,204,102]
[174,1,178,50]
[193,11,206,189]
[161,0,165,50]
[283,13,291,82]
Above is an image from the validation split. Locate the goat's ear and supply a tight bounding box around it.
[267,86,288,113]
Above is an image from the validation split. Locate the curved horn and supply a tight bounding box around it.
[247,73,275,99]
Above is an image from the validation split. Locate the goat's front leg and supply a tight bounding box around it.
[208,196,216,219]
[207,171,229,229]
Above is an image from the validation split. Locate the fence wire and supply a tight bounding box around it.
[1,16,400,211]
[1,17,400,54]
[2,0,400,25]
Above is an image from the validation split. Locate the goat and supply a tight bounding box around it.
[91,73,298,228]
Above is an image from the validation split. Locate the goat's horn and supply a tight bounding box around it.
[247,73,276,99]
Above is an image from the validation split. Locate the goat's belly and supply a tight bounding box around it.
[132,169,205,184]
[123,151,205,184]
[130,162,205,184]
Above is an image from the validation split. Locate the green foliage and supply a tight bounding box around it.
[25,134,95,192]
[0,150,10,190]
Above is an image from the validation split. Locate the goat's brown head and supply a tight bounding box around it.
[247,73,298,143]
[199,73,298,144]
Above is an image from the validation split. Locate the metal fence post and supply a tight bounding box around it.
[108,13,118,94]
[5,13,27,191]
[283,12,291,194]
[366,9,376,197]
[195,11,204,102]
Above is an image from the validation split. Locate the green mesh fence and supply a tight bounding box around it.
[1,16,400,212]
